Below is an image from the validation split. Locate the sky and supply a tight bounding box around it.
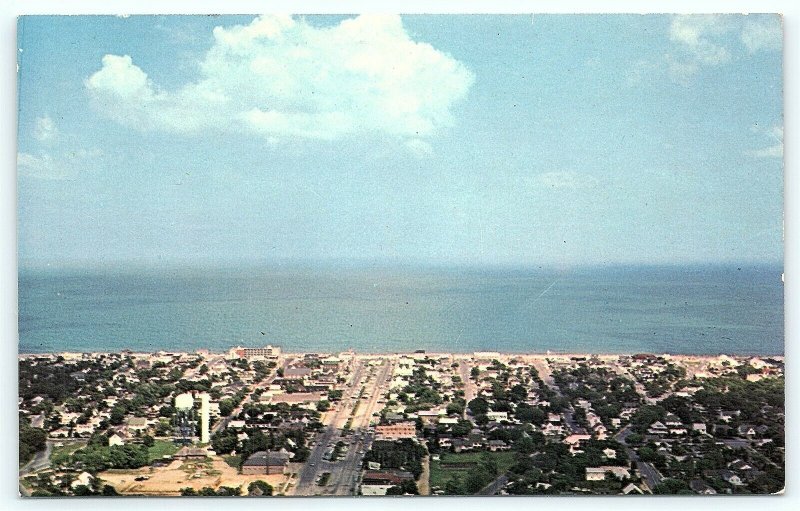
[16,14,784,268]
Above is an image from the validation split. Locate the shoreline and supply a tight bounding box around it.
[17,348,785,359]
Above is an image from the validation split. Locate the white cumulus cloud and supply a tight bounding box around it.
[747,125,783,159]
[666,14,781,82]
[18,148,103,180]
[741,15,782,53]
[34,115,58,142]
[86,15,474,148]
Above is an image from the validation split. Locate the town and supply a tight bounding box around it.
[19,346,785,496]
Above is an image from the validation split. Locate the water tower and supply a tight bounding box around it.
[174,392,196,445]
[199,393,210,444]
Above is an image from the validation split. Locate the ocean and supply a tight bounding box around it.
[17,264,784,355]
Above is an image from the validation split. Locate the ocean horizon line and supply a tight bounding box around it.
[16,258,785,275]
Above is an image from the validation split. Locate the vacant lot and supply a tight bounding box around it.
[147,440,180,462]
[429,451,515,490]
[99,456,289,496]
[49,440,87,462]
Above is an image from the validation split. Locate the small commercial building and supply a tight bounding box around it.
[374,422,417,440]
[173,446,209,461]
[361,469,414,496]
[241,450,291,475]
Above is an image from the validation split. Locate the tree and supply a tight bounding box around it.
[653,478,691,494]
[468,398,489,416]
[463,465,494,494]
[46,412,63,430]
[445,474,463,495]
[515,404,546,425]
[101,485,119,496]
[630,405,665,433]
[72,485,93,496]
[509,384,527,402]
[451,419,473,437]
[218,399,236,417]
[211,429,238,455]
[142,434,155,448]
[247,480,274,496]
[19,420,47,464]
[446,399,465,416]
[109,406,126,426]
[386,480,418,495]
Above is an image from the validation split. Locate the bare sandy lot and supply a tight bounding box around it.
[100,457,291,496]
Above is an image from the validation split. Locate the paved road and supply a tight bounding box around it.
[614,425,663,491]
[529,358,559,395]
[293,359,367,495]
[457,357,477,420]
[530,358,586,434]
[325,359,394,495]
[19,440,55,476]
[562,410,587,435]
[477,474,509,495]
[20,438,92,495]
[293,358,395,496]
[612,365,657,405]
[636,460,663,491]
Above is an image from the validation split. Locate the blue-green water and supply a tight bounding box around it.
[18,265,783,355]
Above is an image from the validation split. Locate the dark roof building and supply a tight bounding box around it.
[241,450,291,475]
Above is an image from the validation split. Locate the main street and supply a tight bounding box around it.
[327,359,394,495]
[292,358,367,495]
[292,357,394,495]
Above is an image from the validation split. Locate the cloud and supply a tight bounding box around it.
[669,15,732,66]
[529,171,598,190]
[741,15,782,53]
[666,14,781,82]
[18,148,103,180]
[747,125,783,159]
[34,115,58,142]
[405,138,433,158]
[86,15,475,149]
[667,15,732,81]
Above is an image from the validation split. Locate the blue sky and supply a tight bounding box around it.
[17,14,783,268]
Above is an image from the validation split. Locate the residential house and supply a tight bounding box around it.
[70,471,94,490]
[585,466,631,481]
[647,421,668,436]
[689,480,717,495]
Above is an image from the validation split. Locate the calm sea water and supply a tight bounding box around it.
[17,265,784,355]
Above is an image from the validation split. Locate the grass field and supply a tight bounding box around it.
[49,441,87,462]
[147,440,179,462]
[429,451,516,490]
